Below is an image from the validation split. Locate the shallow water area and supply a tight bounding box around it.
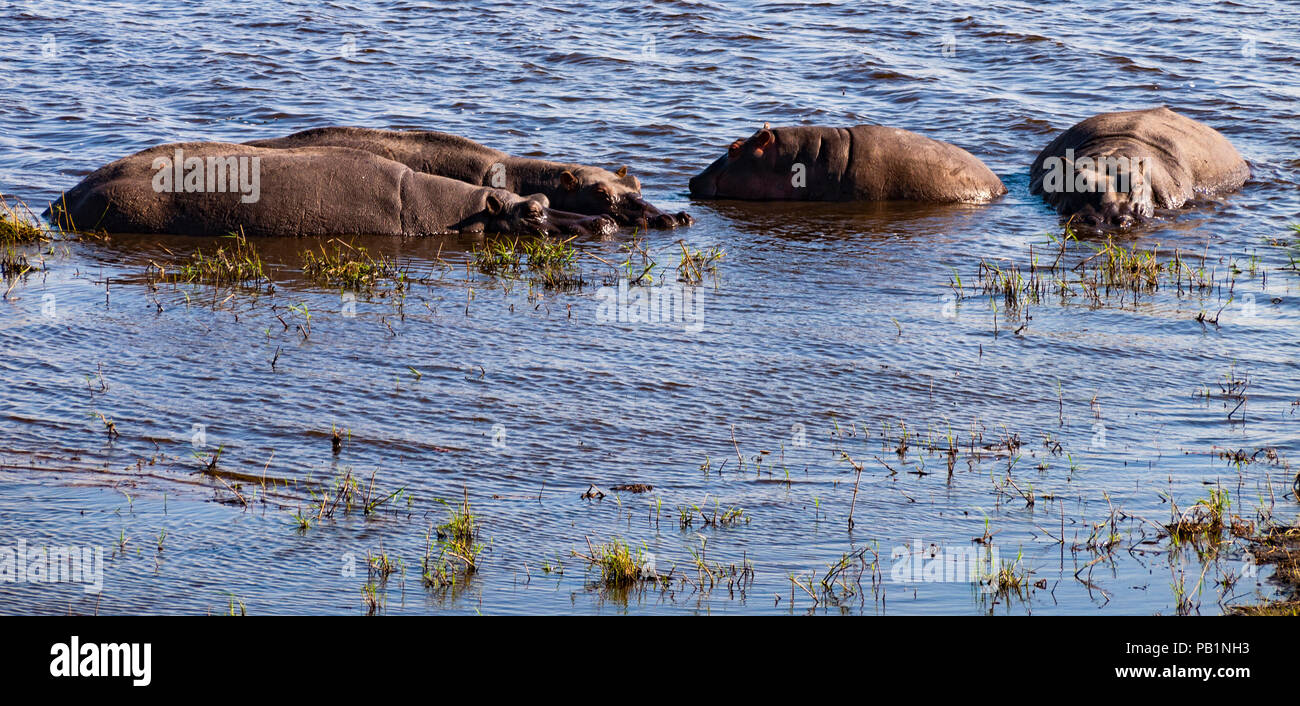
[1,0,1298,615]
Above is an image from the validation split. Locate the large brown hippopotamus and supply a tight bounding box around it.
[688,124,1006,203]
[1029,107,1249,227]
[246,127,692,229]
[43,143,616,238]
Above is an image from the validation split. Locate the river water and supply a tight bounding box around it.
[1,0,1298,614]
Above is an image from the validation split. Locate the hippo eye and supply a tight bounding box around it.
[728,140,744,157]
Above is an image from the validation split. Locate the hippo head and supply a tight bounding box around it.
[1033,150,1158,229]
[1083,157,1155,228]
[473,190,617,237]
[555,167,692,229]
[475,191,552,235]
[1070,180,1155,229]
[689,127,792,200]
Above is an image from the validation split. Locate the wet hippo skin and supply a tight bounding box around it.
[43,142,616,238]
[688,124,1006,203]
[1029,107,1249,227]
[247,127,692,229]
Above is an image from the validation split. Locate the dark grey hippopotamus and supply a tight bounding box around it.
[246,127,692,229]
[1029,107,1249,227]
[688,124,1006,203]
[43,142,616,238]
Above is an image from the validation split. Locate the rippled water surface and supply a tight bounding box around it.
[2,0,1298,614]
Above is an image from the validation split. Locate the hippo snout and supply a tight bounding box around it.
[1068,200,1146,230]
[648,211,693,229]
[589,214,618,236]
[545,208,616,237]
[623,196,694,229]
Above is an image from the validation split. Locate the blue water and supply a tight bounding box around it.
[1,0,1298,614]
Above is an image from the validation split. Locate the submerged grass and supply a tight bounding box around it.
[1165,487,1235,544]
[289,468,408,531]
[0,195,45,245]
[589,538,647,587]
[970,236,1212,314]
[575,537,660,589]
[1229,521,1300,615]
[1,247,36,279]
[422,490,483,587]
[953,224,1240,326]
[169,229,267,287]
[472,235,584,290]
[676,241,725,285]
[1,196,47,286]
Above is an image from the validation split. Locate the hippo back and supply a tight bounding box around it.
[845,125,1007,202]
[689,124,1005,203]
[45,142,500,237]
[247,127,505,185]
[1029,107,1249,214]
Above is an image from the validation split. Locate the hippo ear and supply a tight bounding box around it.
[485,193,505,214]
[615,166,628,179]
[560,170,580,191]
[751,128,775,157]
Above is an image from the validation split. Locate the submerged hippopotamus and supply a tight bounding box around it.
[688,124,1006,203]
[1029,107,1249,227]
[43,143,616,238]
[246,127,692,229]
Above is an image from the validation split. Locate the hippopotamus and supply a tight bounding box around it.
[688,124,1006,203]
[246,127,692,229]
[1029,107,1249,227]
[43,142,616,238]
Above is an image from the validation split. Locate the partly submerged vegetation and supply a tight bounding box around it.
[961,231,1217,315]
[3,211,1298,615]
[577,537,658,589]
[1226,521,1300,615]
[471,233,725,292]
[300,238,403,290]
[422,491,484,588]
[1,195,45,245]
[162,229,268,287]
[471,234,585,290]
[946,222,1300,331]
[289,468,409,531]
[1,196,47,286]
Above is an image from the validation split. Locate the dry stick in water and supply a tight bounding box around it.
[211,473,248,507]
[789,574,819,606]
[848,460,864,531]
